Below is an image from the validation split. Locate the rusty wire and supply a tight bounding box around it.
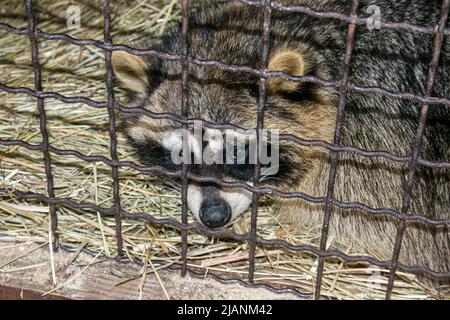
[384,0,450,299]
[315,0,360,299]
[101,0,124,257]
[23,0,59,250]
[0,0,449,300]
[248,0,273,284]
[180,0,191,278]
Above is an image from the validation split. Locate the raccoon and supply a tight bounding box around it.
[112,0,450,292]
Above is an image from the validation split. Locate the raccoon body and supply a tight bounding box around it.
[112,0,450,291]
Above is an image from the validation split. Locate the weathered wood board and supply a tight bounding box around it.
[0,241,303,300]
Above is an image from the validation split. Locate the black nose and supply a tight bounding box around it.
[199,201,232,228]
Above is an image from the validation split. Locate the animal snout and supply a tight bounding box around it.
[199,200,232,228]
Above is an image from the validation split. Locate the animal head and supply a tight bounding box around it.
[112,9,336,228]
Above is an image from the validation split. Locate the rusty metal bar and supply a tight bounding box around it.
[101,0,123,256]
[314,0,360,300]
[24,0,58,250]
[180,0,191,277]
[385,0,450,300]
[3,186,449,280]
[0,147,448,225]
[248,0,273,284]
[0,284,69,300]
[2,23,450,109]
[2,81,449,170]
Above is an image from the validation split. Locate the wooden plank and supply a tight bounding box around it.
[0,284,69,300]
[0,241,303,300]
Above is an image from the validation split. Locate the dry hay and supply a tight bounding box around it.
[0,0,446,300]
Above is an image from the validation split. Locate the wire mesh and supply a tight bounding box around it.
[0,0,449,300]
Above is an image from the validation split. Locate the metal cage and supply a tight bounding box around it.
[0,0,449,300]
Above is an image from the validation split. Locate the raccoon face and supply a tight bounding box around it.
[112,45,335,229]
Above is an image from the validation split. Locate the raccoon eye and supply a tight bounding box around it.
[225,163,254,181]
[247,84,260,98]
[222,143,254,181]
[131,139,191,172]
[258,147,296,184]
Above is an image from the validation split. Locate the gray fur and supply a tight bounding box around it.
[115,0,450,293]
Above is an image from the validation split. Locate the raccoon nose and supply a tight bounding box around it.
[199,201,232,228]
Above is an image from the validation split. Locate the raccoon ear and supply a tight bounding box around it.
[112,51,148,93]
[267,49,306,94]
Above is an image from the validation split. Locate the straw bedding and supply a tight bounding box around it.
[0,0,446,300]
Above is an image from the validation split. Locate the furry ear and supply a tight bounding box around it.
[112,51,148,93]
[267,48,306,94]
